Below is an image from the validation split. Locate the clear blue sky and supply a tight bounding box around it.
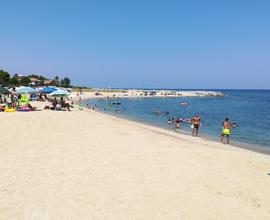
[0,0,269,89]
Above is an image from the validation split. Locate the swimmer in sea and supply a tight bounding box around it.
[155,107,160,116]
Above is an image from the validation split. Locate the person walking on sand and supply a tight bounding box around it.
[192,114,200,136]
[221,118,230,144]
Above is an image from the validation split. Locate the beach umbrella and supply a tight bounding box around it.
[49,90,70,97]
[35,87,44,92]
[0,87,10,94]
[40,87,57,94]
[15,87,36,94]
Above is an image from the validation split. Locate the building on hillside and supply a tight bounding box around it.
[44,79,60,86]
[29,78,42,86]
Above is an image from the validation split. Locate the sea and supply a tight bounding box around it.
[82,90,270,153]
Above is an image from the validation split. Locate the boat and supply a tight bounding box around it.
[180,102,189,106]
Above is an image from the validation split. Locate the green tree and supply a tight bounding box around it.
[28,74,39,78]
[9,77,19,86]
[51,76,60,86]
[61,77,71,88]
[0,70,10,85]
[20,77,31,86]
[38,75,47,81]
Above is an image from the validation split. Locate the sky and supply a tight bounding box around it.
[0,0,270,89]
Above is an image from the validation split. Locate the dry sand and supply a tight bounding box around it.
[0,105,270,220]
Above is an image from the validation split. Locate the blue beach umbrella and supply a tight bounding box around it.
[40,87,57,94]
[16,87,36,94]
[36,87,44,92]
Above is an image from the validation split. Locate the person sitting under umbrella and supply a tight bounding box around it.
[60,97,72,111]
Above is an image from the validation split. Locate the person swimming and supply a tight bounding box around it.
[115,106,120,113]
[180,118,192,123]
[221,118,230,144]
[180,101,189,106]
[155,107,160,116]
[168,118,172,124]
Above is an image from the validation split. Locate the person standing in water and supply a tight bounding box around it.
[175,118,180,128]
[221,118,230,144]
[192,114,200,136]
[155,107,160,116]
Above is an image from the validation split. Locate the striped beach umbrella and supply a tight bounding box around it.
[0,87,10,94]
[49,90,70,97]
[16,87,36,94]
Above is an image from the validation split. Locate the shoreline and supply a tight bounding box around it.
[83,106,270,155]
[79,96,270,155]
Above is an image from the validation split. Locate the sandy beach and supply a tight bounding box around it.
[0,105,270,220]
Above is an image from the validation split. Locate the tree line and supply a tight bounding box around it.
[0,70,71,88]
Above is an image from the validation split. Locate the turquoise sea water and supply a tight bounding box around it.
[83,90,270,151]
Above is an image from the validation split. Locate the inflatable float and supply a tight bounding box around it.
[4,106,15,112]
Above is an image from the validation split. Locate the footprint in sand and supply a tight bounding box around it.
[250,197,261,208]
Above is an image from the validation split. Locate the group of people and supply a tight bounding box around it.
[0,87,18,108]
[0,87,36,111]
[157,107,236,144]
[0,87,74,112]
[44,97,73,111]
[167,114,201,135]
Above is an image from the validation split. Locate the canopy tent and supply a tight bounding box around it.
[15,87,36,94]
[49,90,70,97]
[40,87,57,94]
[0,87,10,94]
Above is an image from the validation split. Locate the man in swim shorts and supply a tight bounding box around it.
[192,114,200,136]
[221,118,230,144]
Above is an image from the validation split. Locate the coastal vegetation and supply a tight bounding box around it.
[0,69,71,88]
